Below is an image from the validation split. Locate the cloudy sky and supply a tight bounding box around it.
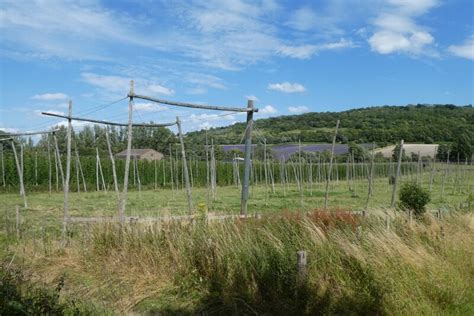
[0,0,473,133]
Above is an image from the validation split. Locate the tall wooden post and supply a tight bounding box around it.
[176,116,193,214]
[11,142,27,208]
[0,143,4,187]
[47,137,52,196]
[240,100,254,215]
[34,151,38,186]
[324,120,340,210]
[62,100,72,239]
[390,139,404,208]
[53,132,64,187]
[105,128,119,199]
[19,144,24,196]
[119,80,134,222]
[75,144,87,192]
[365,143,375,210]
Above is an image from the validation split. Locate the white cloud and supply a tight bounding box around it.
[369,30,433,55]
[278,39,354,59]
[288,106,310,114]
[32,93,68,101]
[286,7,318,31]
[268,82,306,93]
[368,0,438,56]
[81,72,174,96]
[145,85,175,96]
[259,105,277,114]
[0,1,356,71]
[448,35,474,60]
[134,103,168,112]
[245,95,259,101]
[189,113,235,123]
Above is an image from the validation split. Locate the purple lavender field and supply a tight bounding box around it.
[221,143,368,160]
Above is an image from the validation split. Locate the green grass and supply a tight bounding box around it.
[0,171,472,314]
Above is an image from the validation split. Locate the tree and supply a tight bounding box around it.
[392,143,407,162]
[450,129,472,162]
[348,142,368,162]
[399,182,431,216]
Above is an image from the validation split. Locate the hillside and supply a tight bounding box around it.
[187,104,474,146]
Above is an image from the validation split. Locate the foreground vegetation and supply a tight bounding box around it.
[1,170,472,314]
[1,208,473,314]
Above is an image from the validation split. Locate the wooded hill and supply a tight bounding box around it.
[186,104,473,146]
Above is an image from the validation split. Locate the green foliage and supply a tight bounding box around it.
[399,182,431,216]
[186,104,474,145]
[0,266,105,315]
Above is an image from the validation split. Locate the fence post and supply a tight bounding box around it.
[177,116,193,214]
[297,250,307,286]
[324,120,340,210]
[390,139,404,208]
[62,100,72,241]
[119,80,134,222]
[241,100,255,215]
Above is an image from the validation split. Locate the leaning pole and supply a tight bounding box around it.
[240,99,255,215]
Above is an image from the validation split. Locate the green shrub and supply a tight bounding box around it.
[399,182,431,216]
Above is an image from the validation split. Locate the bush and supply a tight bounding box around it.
[399,182,431,216]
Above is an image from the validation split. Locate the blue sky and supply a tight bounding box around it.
[0,0,473,134]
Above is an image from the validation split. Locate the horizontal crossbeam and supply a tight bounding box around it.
[130,93,258,113]
[42,112,176,128]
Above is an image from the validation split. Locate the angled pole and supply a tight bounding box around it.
[62,100,72,240]
[105,128,120,200]
[240,100,255,215]
[324,120,340,210]
[11,141,27,208]
[390,139,404,208]
[0,143,4,187]
[119,80,134,222]
[177,116,193,214]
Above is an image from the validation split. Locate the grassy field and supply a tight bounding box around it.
[0,171,473,314]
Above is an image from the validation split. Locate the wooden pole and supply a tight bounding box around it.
[96,148,100,191]
[324,120,340,210]
[34,151,38,186]
[11,142,27,208]
[390,140,404,208]
[75,144,87,192]
[240,100,255,215]
[365,143,375,210]
[62,100,72,239]
[53,132,65,188]
[47,137,52,196]
[176,116,193,214]
[20,144,24,196]
[0,143,4,187]
[105,128,119,199]
[205,130,210,206]
[264,138,269,201]
[119,80,134,222]
[429,147,437,192]
[441,151,450,199]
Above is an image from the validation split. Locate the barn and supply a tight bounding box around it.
[115,149,164,161]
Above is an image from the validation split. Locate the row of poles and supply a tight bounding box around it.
[36,81,258,239]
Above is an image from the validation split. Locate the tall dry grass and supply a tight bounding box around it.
[5,210,474,314]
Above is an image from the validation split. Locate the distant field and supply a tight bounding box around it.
[375,143,439,158]
[1,166,472,314]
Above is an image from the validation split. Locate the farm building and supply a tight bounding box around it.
[374,144,438,158]
[115,149,164,161]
